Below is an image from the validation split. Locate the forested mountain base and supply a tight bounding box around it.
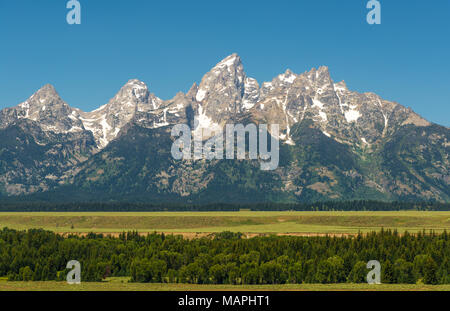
[0,201,449,212]
[1,228,448,285]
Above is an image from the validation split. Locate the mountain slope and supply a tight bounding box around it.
[0,54,448,202]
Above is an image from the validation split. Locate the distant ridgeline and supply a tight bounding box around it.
[0,201,448,212]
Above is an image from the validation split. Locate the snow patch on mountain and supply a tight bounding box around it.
[278,70,297,84]
[312,97,328,122]
[196,89,207,102]
[242,77,260,110]
[345,106,361,123]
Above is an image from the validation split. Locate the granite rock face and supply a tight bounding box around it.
[0,54,448,202]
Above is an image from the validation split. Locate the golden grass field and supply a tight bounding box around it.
[0,277,449,291]
[0,211,449,237]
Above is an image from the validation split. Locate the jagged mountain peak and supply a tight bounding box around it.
[112,79,150,103]
[22,83,62,106]
[276,69,298,85]
[317,65,330,74]
[334,80,348,91]
[193,53,247,124]
[310,66,333,84]
[122,79,149,95]
[203,53,245,84]
[80,79,162,149]
[125,78,146,85]
[307,65,330,75]
[36,83,58,94]
[2,83,86,135]
[213,53,242,70]
[93,79,163,113]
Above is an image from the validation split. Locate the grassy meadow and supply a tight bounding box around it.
[0,277,449,291]
[0,211,448,236]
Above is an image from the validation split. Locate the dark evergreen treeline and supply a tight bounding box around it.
[0,200,448,212]
[0,228,448,285]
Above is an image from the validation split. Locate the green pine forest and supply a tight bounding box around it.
[1,228,448,285]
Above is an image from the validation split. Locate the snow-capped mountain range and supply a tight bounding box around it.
[0,54,448,202]
[0,54,431,150]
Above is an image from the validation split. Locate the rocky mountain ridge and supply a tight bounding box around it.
[0,54,448,202]
[1,53,433,150]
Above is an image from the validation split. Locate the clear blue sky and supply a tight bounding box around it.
[0,0,449,126]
